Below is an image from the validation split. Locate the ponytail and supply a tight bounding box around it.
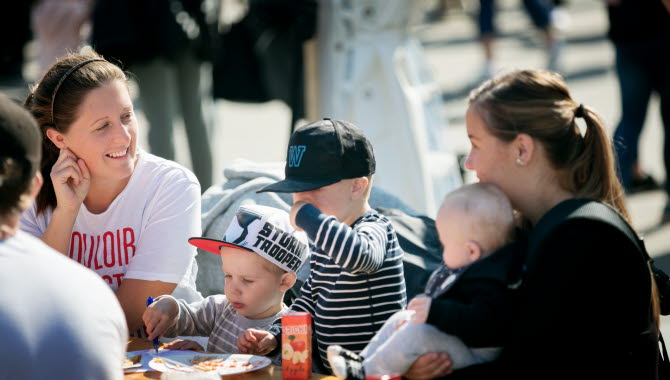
[569,105,630,222]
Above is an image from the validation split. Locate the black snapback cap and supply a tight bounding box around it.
[258,118,376,193]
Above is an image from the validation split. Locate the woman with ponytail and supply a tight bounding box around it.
[405,70,662,379]
[21,48,203,334]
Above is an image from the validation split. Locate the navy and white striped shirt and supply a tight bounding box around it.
[269,204,406,372]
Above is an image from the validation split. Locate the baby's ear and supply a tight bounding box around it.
[279,272,297,292]
[465,241,482,263]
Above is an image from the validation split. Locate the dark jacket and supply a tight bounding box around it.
[451,199,659,379]
[426,241,524,348]
[608,0,670,44]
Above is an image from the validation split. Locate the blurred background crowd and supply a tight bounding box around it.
[1,0,669,334]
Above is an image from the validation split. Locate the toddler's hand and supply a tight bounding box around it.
[407,295,432,324]
[162,339,204,352]
[142,297,179,341]
[238,328,277,355]
[290,201,308,230]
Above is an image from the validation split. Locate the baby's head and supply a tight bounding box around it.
[258,118,376,224]
[189,205,310,319]
[436,183,514,269]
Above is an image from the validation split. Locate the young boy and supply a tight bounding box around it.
[142,204,310,353]
[238,118,407,373]
[326,183,519,379]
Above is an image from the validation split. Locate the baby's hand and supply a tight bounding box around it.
[238,328,277,355]
[142,297,179,340]
[407,295,432,325]
[162,339,204,352]
[290,201,308,230]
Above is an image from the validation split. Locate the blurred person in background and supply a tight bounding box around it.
[314,0,463,217]
[477,0,562,79]
[608,0,670,223]
[211,0,317,133]
[91,0,214,189]
[0,1,33,87]
[31,0,92,76]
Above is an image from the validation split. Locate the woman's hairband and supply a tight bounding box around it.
[574,103,585,119]
[51,58,106,127]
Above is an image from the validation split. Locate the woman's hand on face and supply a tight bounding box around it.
[50,148,90,212]
[404,353,453,380]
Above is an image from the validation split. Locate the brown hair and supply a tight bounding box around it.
[468,70,629,221]
[23,49,128,215]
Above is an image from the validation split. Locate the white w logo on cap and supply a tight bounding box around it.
[288,145,307,168]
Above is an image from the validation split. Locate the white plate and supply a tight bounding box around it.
[148,353,272,375]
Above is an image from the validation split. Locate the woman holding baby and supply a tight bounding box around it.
[406,70,661,379]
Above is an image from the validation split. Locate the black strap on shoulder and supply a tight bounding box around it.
[528,199,649,262]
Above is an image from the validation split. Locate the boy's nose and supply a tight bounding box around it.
[231,284,242,296]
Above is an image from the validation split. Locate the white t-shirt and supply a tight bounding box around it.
[0,230,128,380]
[20,151,202,302]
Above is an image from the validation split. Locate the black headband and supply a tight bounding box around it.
[50,58,105,127]
[574,103,585,118]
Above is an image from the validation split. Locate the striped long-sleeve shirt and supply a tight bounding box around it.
[158,294,288,354]
[268,204,406,372]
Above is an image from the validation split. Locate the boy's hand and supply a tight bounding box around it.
[238,328,278,355]
[290,201,308,230]
[142,297,179,341]
[162,339,204,352]
[407,295,432,324]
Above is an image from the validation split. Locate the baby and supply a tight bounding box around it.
[327,183,520,379]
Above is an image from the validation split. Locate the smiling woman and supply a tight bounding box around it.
[21,48,203,334]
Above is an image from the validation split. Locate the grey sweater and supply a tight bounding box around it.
[159,294,288,354]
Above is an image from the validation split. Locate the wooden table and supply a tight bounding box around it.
[124,338,335,380]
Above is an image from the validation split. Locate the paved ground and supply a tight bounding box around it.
[3,0,669,338]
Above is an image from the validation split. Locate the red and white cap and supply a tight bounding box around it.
[189,204,310,273]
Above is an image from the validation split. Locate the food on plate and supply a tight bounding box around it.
[123,354,142,369]
[189,356,253,372]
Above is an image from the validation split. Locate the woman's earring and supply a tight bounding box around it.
[516,158,524,167]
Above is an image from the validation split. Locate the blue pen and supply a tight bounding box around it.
[146,296,159,354]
